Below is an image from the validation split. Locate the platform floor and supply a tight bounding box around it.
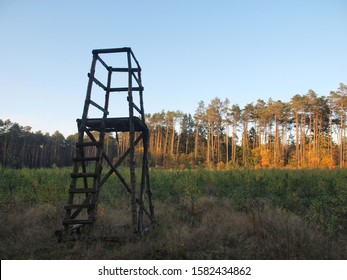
[77,117,148,132]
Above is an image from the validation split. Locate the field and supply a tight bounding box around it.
[0,167,346,259]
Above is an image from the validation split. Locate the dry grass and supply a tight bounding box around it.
[0,197,346,260]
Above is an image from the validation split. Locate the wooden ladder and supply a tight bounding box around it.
[62,124,106,227]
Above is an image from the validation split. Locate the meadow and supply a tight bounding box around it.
[0,167,346,259]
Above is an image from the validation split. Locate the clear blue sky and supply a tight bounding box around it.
[1,0,346,136]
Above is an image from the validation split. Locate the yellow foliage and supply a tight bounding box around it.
[309,156,320,168]
[216,161,225,170]
[321,156,335,169]
[260,149,271,168]
[251,147,262,168]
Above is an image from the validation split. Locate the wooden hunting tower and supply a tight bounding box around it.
[59,48,154,241]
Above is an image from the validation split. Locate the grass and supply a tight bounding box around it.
[0,167,346,259]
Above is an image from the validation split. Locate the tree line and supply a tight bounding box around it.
[1,83,346,169]
[0,120,122,168]
[0,120,75,168]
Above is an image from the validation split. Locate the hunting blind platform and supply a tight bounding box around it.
[57,48,155,242]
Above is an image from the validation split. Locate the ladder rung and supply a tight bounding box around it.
[109,86,143,92]
[69,188,97,193]
[73,156,99,162]
[71,172,97,178]
[63,219,94,225]
[64,203,95,210]
[89,100,109,115]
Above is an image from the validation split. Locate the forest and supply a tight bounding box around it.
[1,82,347,169]
[1,84,347,260]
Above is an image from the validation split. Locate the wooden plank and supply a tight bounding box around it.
[88,73,107,90]
[92,47,130,54]
[112,67,139,72]
[127,50,138,232]
[84,129,98,143]
[103,67,112,118]
[132,71,141,86]
[97,169,113,191]
[81,54,98,121]
[96,55,109,70]
[131,102,142,115]
[109,86,144,92]
[102,152,132,193]
[112,133,143,167]
[129,49,141,70]
[136,198,155,223]
[82,117,148,132]
[89,100,109,115]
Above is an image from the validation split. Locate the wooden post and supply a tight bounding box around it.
[82,54,98,121]
[127,50,138,232]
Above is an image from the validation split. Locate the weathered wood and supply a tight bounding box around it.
[104,67,112,118]
[113,134,143,167]
[112,67,139,72]
[131,71,141,86]
[89,100,109,115]
[127,50,138,232]
[92,47,131,54]
[96,55,109,70]
[69,195,93,220]
[61,47,155,241]
[79,117,148,132]
[129,49,142,70]
[102,152,131,192]
[88,73,107,90]
[109,86,143,92]
[131,102,142,115]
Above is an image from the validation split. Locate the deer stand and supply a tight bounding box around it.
[57,48,155,242]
